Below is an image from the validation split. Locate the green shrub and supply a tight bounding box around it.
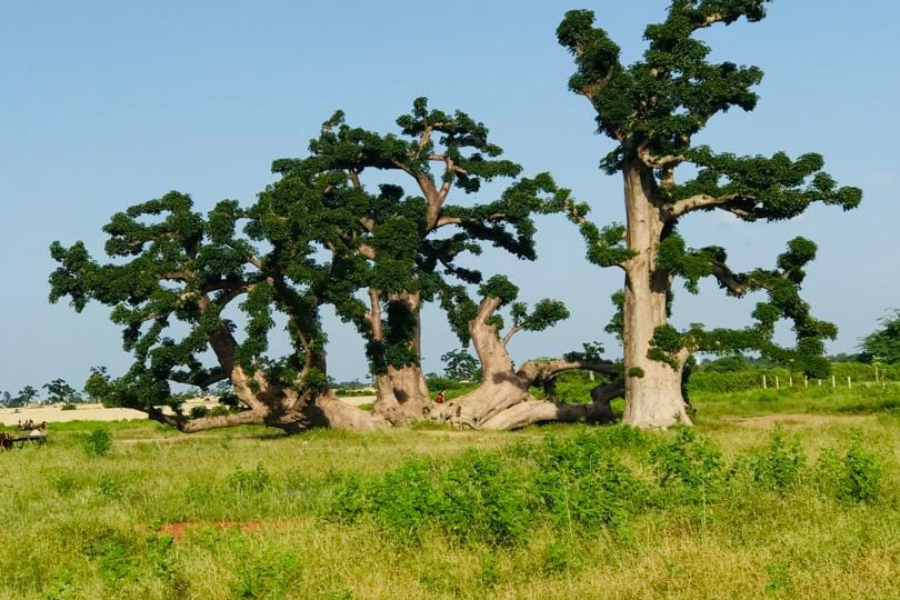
[97,541,142,584]
[368,458,444,540]
[230,544,301,599]
[329,472,370,523]
[331,451,533,545]
[535,430,643,531]
[228,464,272,494]
[749,426,806,491]
[650,428,723,504]
[83,428,113,457]
[594,424,652,451]
[189,405,209,418]
[440,451,533,545]
[816,430,883,502]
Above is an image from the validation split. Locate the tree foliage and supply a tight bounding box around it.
[49,183,354,427]
[555,2,862,376]
[267,99,569,376]
[441,349,481,382]
[860,310,900,364]
[42,378,79,405]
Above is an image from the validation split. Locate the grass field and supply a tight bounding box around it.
[1,387,898,600]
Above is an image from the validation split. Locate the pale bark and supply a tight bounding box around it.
[620,161,692,429]
[147,290,386,434]
[429,296,620,430]
[370,290,432,424]
[148,376,387,434]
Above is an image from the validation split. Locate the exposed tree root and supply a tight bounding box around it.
[148,389,387,434]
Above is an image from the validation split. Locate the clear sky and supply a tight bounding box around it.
[1,0,898,394]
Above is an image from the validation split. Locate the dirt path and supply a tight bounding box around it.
[720,413,875,429]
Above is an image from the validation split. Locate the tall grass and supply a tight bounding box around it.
[0,390,898,599]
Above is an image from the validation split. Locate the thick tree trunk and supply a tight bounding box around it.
[150,346,387,434]
[149,381,387,434]
[621,162,692,429]
[372,291,431,424]
[430,297,620,430]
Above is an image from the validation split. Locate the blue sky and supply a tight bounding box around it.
[1,0,898,393]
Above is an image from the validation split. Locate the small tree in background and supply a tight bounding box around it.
[860,310,900,364]
[16,385,38,407]
[42,378,78,406]
[440,349,481,382]
[555,2,862,428]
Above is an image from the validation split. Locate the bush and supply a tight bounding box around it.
[83,428,113,457]
[650,428,723,504]
[535,430,643,531]
[228,464,272,494]
[816,430,883,502]
[749,426,806,491]
[369,458,443,539]
[331,451,533,546]
[440,451,533,545]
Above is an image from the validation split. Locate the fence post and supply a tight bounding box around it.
[775,376,780,390]
[831,375,836,389]
[847,376,852,389]
[789,376,793,388]
[763,375,767,389]
[805,376,809,388]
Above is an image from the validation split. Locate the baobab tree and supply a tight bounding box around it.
[50,187,385,433]
[268,100,564,423]
[556,3,862,428]
[431,276,620,430]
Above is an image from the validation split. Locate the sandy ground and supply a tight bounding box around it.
[0,396,377,426]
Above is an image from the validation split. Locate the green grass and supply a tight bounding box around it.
[1,389,899,599]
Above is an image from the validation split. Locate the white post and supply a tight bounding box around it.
[847,376,852,389]
[762,375,767,389]
[789,376,794,388]
[775,376,780,390]
[818,379,822,387]
[831,375,836,389]
[805,376,809,388]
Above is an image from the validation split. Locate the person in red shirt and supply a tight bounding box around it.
[434,389,447,404]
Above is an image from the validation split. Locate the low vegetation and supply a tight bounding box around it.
[1,387,899,599]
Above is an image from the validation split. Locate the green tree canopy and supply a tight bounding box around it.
[49,182,382,432]
[861,311,900,364]
[552,2,862,427]
[263,99,570,420]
